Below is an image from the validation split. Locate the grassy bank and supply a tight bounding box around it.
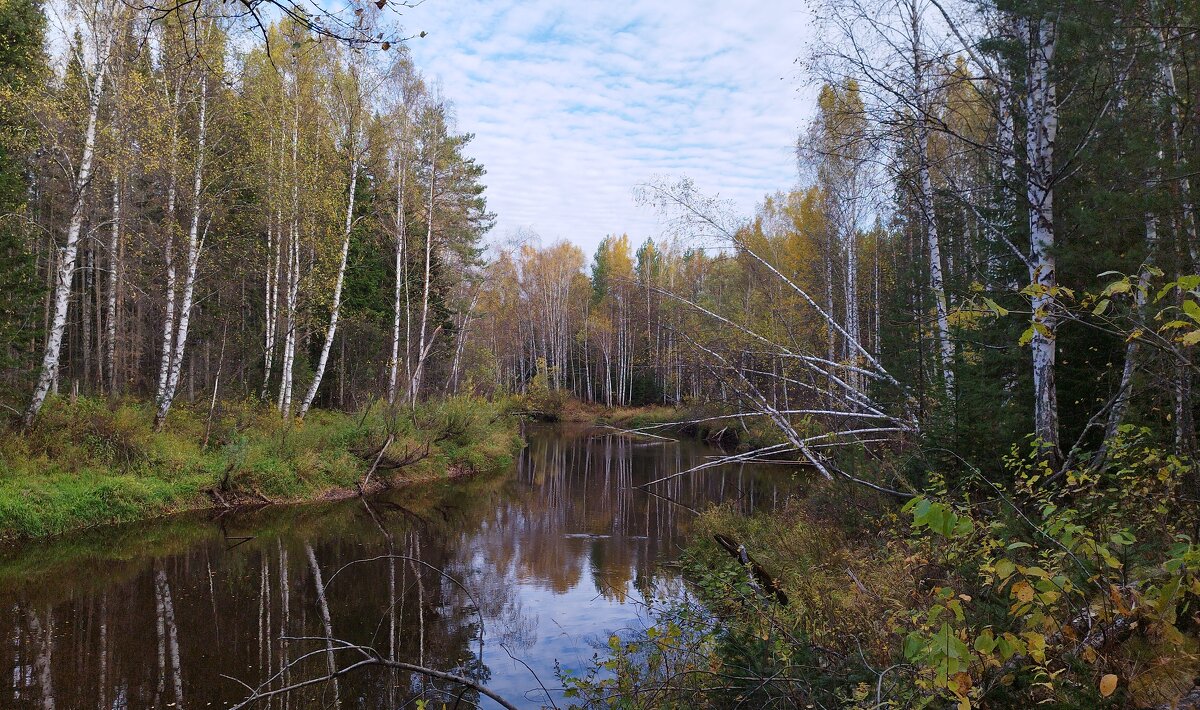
[0,395,522,540]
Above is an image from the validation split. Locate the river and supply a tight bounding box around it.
[0,423,795,708]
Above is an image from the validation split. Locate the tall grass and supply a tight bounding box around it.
[0,395,522,540]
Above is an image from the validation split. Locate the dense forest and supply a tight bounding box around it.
[1,0,1200,706]
[0,0,492,425]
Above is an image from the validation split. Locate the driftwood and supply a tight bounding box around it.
[705,425,739,448]
[713,533,789,606]
[358,433,395,493]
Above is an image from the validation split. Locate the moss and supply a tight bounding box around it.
[0,394,522,541]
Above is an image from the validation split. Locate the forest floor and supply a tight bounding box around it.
[0,395,522,540]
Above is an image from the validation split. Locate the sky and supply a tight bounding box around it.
[402,0,817,257]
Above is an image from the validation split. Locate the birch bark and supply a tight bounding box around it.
[388,151,407,404]
[105,170,119,393]
[298,154,357,418]
[156,79,208,429]
[409,149,436,406]
[24,21,114,426]
[1023,16,1061,462]
[277,90,301,416]
[909,1,954,398]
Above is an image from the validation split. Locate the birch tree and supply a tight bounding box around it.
[23,0,116,426]
[155,58,211,428]
[298,47,365,419]
[1020,13,1061,462]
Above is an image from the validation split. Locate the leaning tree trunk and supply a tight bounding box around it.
[447,286,481,394]
[298,155,357,419]
[1103,210,1156,449]
[24,27,113,427]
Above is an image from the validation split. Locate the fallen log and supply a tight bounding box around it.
[714,532,789,606]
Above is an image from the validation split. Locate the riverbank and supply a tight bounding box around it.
[0,395,523,540]
[563,426,1200,709]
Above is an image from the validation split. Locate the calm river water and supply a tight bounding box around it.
[0,423,795,708]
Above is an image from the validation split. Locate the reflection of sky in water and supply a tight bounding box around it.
[0,424,796,709]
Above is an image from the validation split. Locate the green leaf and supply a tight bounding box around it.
[994,558,1015,580]
[904,631,926,660]
[974,629,997,654]
[1178,275,1200,290]
[1103,279,1131,297]
[1182,300,1200,323]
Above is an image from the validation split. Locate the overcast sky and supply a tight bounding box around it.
[402,0,817,257]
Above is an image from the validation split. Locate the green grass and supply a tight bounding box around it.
[0,394,522,540]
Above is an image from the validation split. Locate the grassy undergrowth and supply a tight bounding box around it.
[0,394,522,540]
[563,430,1200,708]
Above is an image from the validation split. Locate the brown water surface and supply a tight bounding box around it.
[0,423,796,708]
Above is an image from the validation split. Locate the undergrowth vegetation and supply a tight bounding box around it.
[561,428,1200,708]
[0,395,521,540]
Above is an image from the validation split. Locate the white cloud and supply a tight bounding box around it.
[403,0,816,257]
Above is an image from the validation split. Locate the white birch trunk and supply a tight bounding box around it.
[1023,16,1061,461]
[154,77,183,411]
[298,154,357,419]
[388,153,407,404]
[261,215,277,400]
[105,170,120,393]
[1104,212,1154,443]
[24,25,113,426]
[843,221,859,394]
[157,80,207,429]
[409,151,436,406]
[261,131,281,402]
[912,20,955,399]
[1151,21,1199,263]
[448,287,481,393]
[277,93,301,416]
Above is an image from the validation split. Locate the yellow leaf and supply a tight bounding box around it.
[1099,673,1118,697]
[1012,580,1035,603]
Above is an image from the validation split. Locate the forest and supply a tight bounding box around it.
[0,0,1199,707]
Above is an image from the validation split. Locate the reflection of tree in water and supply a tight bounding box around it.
[512,426,788,602]
[0,480,512,708]
[0,425,795,708]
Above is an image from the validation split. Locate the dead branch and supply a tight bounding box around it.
[228,641,521,710]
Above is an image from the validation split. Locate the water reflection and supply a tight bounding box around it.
[0,424,796,708]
